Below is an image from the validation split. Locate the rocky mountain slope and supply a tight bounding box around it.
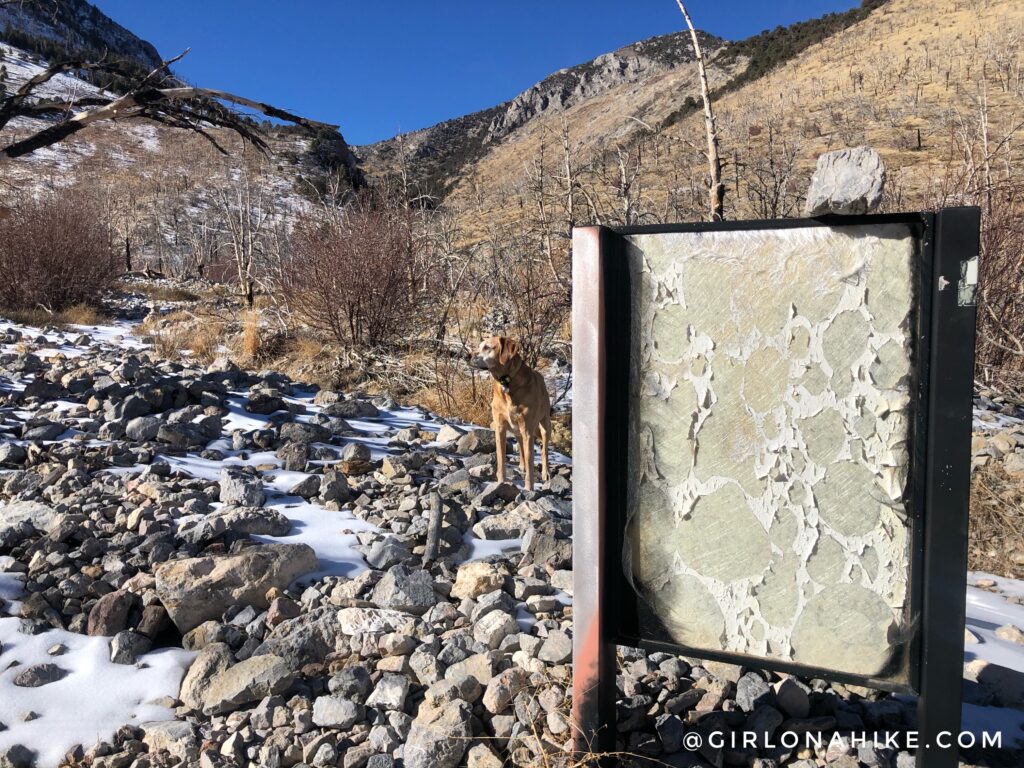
[355,1,898,201]
[355,29,726,199]
[423,0,1022,242]
[0,0,163,74]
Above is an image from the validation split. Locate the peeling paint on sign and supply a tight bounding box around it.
[622,224,917,681]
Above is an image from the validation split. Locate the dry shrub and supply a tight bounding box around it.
[969,459,1024,579]
[189,324,223,363]
[974,183,1024,389]
[143,310,224,363]
[287,335,326,363]
[282,191,420,352]
[134,283,200,303]
[62,303,104,325]
[479,230,570,368]
[411,356,493,427]
[0,303,104,328]
[0,188,117,312]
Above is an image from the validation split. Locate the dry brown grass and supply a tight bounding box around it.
[240,311,262,363]
[62,304,104,325]
[1,303,106,329]
[132,283,200,303]
[970,459,1024,579]
[411,368,493,428]
[142,310,226,364]
[287,335,326,363]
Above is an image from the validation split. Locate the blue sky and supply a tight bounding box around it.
[91,0,860,146]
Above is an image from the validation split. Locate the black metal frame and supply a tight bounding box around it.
[571,209,979,767]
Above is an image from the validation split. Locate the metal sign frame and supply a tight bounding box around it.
[571,208,979,767]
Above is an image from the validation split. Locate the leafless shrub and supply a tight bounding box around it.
[0,188,117,312]
[480,228,570,368]
[282,191,420,353]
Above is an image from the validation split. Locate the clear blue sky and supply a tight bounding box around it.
[91,0,859,146]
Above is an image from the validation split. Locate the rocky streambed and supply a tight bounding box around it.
[1,320,1023,768]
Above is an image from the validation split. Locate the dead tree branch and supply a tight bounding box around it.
[0,48,333,161]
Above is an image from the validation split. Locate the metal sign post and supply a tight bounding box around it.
[571,209,979,768]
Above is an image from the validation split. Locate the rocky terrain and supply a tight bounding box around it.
[0,0,163,73]
[0,299,1021,768]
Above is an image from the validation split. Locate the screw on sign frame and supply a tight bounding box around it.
[570,208,979,768]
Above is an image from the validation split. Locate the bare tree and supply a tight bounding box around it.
[674,1,726,221]
[0,48,330,162]
[743,118,804,219]
[103,172,150,272]
[182,218,223,280]
[216,155,273,309]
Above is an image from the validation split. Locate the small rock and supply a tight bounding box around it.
[538,630,572,663]
[403,700,473,768]
[218,468,265,507]
[13,663,67,687]
[109,630,151,664]
[451,562,505,600]
[202,654,295,715]
[995,624,1024,645]
[312,695,365,729]
[140,720,200,762]
[366,673,411,711]
[179,642,232,710]
[371,564,437,616]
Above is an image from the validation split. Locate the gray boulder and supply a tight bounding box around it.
[805,146,886,216]
[255,606,342,667]
[125,415,162,442]
[403,700,473,768]
[155,543,318,632]
[109,630,152,664]
[0,442,27,467]
[371,565,437,616]
[179,642,232,710]
[279,421,330,444]
[141,720,200,762]
[219,468,265,507]
[202,654,294,715]
[0,501,55,539]
[312,695,365,729]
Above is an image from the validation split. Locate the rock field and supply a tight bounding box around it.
[1,316,1023,768]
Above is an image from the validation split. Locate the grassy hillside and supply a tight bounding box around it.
[444,0,1023,229]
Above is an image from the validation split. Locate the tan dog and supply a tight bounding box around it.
[470,336,552,489]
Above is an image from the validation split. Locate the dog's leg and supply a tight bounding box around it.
[540,416,551,483]
[494,420,507,483]
[518,430,528,474]
[522,426,535,489]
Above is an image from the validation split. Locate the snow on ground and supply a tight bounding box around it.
[0,564,193,766]
[974,407,1024,432]
[966,573,1024,674]
[0,44,109,103]
[255,493,378,580]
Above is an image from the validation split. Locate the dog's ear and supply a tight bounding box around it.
[498,337,518,364]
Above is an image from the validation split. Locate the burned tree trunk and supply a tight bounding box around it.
[675,1,726,221]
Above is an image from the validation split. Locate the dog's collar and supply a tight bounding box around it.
[495,358,524,393]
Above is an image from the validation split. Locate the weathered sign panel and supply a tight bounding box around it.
[571,210,979,768]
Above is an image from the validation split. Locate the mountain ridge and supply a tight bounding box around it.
[355,28,726,199]
[0,0,163,77]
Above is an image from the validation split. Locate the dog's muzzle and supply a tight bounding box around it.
[468,355,490,370]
